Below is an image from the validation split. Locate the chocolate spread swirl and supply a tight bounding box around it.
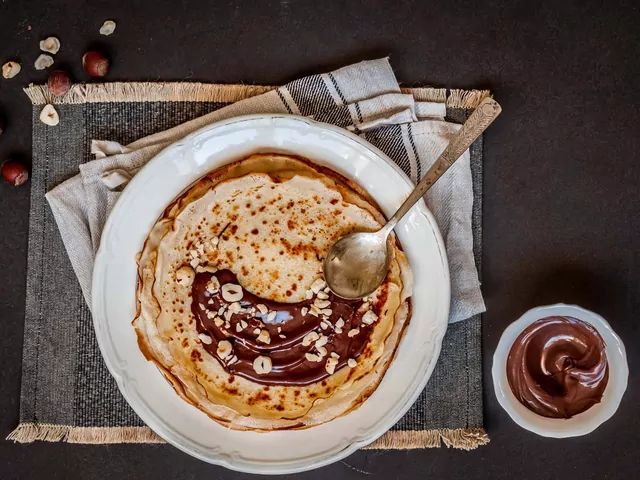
[191,270,374,386]
[506,316,609,419]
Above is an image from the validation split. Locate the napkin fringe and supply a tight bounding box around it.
[447,89,492,109]
[401,87,447,103]
[7,423,487,449]
[24,83,490,110]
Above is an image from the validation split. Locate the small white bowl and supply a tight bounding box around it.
[492,304,628,438]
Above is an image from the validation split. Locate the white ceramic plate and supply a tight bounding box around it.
[92,115,450,474]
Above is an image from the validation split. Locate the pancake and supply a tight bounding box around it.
[134,153,413,430]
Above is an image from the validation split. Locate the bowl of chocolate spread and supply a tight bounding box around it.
[492,304,628,437]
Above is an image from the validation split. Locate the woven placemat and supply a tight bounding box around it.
[9,82,488,450]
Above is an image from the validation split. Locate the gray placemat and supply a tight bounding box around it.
[9,84,488,450]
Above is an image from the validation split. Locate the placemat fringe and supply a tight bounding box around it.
[8,423,487,449]
[7,424,164,444]
[23,83,275,105]
[24,83,488,110]
[366,428,489,451]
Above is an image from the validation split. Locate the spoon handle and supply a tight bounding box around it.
[382,97,502,233]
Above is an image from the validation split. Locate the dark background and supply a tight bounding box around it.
[1,0,638,478]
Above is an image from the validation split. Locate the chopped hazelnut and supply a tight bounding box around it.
[34,54,54,70]
[217,340,232,359]
[257,329,271,344]
[325,357,338,375]
[100,20,117,36]
[305,353,321,362]
[221,283,243,302]
[2,61,21,79]
[302,331,319,346]
[256,304,268,315]
[313,298,331,309]
[362,310,378,325]
[175,266,195,287]
[39,104,60,126]
[253,355,272,374]
[39,37,61,54]
[310,278,326,294]
[206,276,220,294]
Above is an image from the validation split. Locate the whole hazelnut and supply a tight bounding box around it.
[82,51,109,78]
[48,70,71,96]
[2,160,29,186]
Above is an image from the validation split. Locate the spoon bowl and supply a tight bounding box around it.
[323,230,391,299]
[323,97,501,299]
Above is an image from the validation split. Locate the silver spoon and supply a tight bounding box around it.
[323,97,502,299]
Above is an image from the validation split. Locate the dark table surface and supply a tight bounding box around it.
[1,0,639,478]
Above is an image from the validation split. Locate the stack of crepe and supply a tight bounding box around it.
[134,153,413,430]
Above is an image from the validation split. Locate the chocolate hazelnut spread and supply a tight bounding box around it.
[506,316,609,419]
[191,270,376,386]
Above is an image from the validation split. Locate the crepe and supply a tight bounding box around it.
[134,153,413,430]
